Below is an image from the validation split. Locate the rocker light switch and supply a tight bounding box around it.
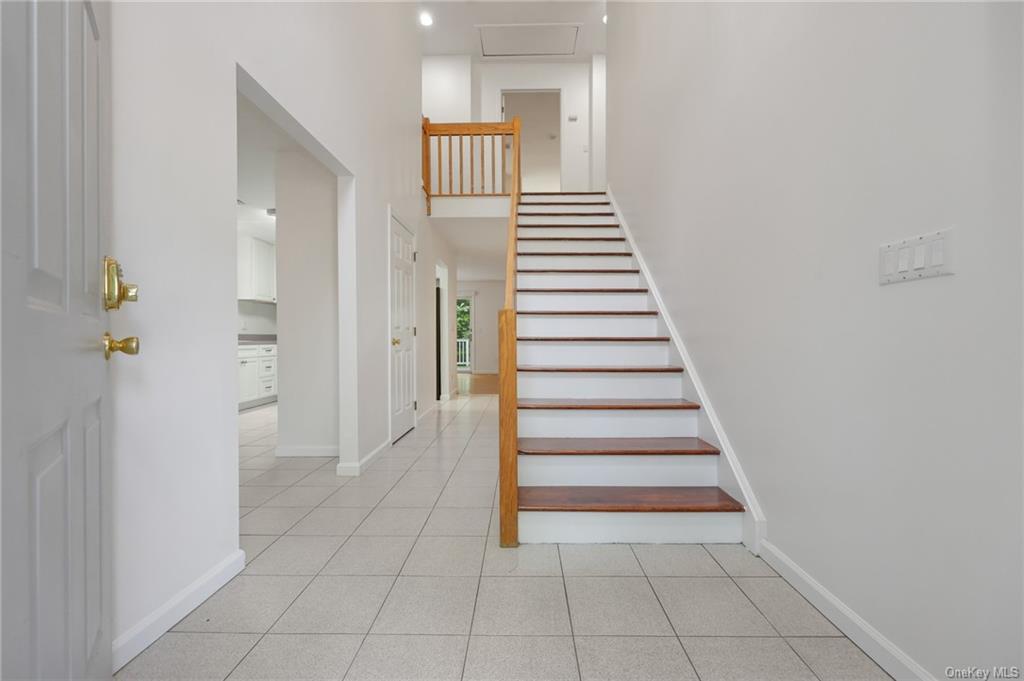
[879,229,953,285]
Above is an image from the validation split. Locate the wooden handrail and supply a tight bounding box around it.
[421,118,516,214]
[498,116,521,547]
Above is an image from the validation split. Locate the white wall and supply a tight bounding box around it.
[590,54,606,191]
[108,2,424,667]
[475,61,593,191]
[458,280,504,374]
[607,3,1022,678]
[276,149,339,458]
[422,55,472,122]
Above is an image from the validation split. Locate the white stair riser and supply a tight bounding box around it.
[518,214,619,225]
[517,240,629,253]
[519,511,743,543]
[519,205,611,214]
[517,292,651,312]
[518,409,698,438]
[517,254,635,270]
[518,226,622,238]
[517,315,659,336]
[518,455,718,486]
[518,341,670,366]
[518,372,683,400]
[521,194,608,204]
[518,272,641,288]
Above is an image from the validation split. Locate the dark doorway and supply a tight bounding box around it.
[435,280,442,400]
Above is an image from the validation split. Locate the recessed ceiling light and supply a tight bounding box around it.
[602,14,607,24]
[419,11,433,27]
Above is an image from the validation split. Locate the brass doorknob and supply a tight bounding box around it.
[391,337,401,346]
[103,332,140,360]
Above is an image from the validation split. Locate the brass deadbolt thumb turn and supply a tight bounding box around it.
[103,332,140,360]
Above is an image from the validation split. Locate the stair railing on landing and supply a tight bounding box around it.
[498,117,521,547]
[420,117,520,216]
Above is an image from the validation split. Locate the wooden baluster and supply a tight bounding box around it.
[436,135,442,195]
[459,136,464,194]
[491,135,496,195]
[469,135,474,194]
[501,134,507,194]
[480,134,485,194]
[447,136,453,195]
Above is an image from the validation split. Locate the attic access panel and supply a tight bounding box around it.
[478,23,581,58]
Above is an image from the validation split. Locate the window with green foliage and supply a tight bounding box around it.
[456,298,472,339]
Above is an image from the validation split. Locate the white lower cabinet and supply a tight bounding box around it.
[239,343,277,407]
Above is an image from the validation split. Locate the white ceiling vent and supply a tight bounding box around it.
[477,23,581,58]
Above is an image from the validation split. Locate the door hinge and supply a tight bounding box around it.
[413,251,418,262]
[413,327,417,336]
[414,400,418,410]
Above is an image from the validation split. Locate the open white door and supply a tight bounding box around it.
[2,1,115,678]
[389,217,416,441]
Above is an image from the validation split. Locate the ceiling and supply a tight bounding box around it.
[237,93,301,211]
[420,2,606,62]
[430,217,508,281]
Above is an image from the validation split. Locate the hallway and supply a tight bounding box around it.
[115,396,889,681]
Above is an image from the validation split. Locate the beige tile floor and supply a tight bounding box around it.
[117,395,892,681]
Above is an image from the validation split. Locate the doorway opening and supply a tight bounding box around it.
[457,295,473,373]
[435,262,450,402]
[389,214,417,443]
[502,90,561,192]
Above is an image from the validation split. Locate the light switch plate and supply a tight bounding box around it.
[879,229,953,285]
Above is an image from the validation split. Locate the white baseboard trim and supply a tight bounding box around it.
[275,445,338,458]
[112,549,244,671]
[439,392,451,402]
[607,186,767,551]
[336,438,389,476]
[758,539,934,681]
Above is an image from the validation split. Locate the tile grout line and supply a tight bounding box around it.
[339,394,482,680]
[702,546,824,681]
[628,543,704,681]
[555,545,584,681]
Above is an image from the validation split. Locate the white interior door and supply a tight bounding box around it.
[389,217,416,441]
[2,1,113,679]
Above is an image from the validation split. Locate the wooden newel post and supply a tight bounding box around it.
[498,308,519,547]
[421,116,431,215]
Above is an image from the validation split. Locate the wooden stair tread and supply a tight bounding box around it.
[520,212,616,217]
[517,336,670,342]
[518,486,744,512]
[522,191,608,195]
[517,252,632,256]
[519,437,719,456]
[518,224,620,228]
[517,288,648,293]
[520,201,611,206]
[517,237,626,242]
[517,269,640,274]
[516,225,618,231]
[518,365,683,373]
[517,310,658,316]
[518,398,700,410]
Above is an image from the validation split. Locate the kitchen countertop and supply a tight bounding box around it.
[238,334,277,345]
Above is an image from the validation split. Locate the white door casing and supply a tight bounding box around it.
[389,216,415,441]
[2,1,113,679]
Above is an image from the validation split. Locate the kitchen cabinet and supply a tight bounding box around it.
[237,235,276,303]
[239,343,277,408]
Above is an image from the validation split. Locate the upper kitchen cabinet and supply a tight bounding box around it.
[238,233,277,303]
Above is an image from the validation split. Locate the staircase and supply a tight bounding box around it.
[510,191,745,543]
